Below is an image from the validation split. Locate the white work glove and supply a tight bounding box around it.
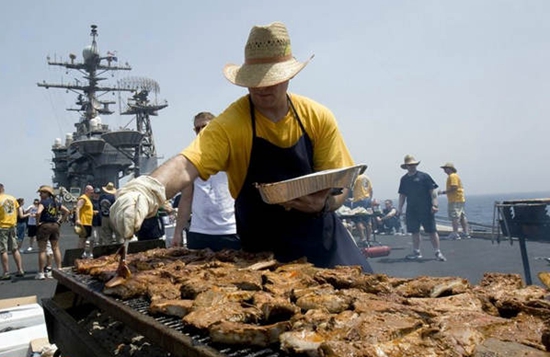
[110,176,166,239]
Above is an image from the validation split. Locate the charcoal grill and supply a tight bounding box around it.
[494,198,550,285]
[44,244,290,357]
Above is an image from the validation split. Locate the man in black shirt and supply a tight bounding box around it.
[36,185,70,279]
[99,182,122,245]
[397,155,446,262]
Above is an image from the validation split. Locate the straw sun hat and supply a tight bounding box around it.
[223,22,313,88]
[400,155,421,169]
[102,182,116,194]
[74,224,87,239]
[37,185,55,196]
[440,162,458,173]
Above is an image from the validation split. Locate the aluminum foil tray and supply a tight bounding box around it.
[255,164,367,204]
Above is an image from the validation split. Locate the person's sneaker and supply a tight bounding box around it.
[405,251,422,260]
[15,271,25,277]
[44,267,53,279]
[35,272,45,280]
[435,251,447,262]
[447,232,460,240]
[0,273,10,281]
[26,247,33,253]
[460,233,472,239]
[356,240,368,248]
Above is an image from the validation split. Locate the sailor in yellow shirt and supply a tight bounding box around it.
[183,93,354,198]
[438,163,470,239]
[75,185,94,249]
[110,22,372,273]
[0,183,25,279]
[351,174,373,243]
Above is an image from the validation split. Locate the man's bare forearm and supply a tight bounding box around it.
[150,154,200,199]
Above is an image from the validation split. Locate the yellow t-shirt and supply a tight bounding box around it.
[0,193,19,228]
[182,93,355,198]
[353,174,372,202]
[77,194,93,226]
[446,173,465,203]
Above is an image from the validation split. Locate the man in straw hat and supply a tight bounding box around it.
[35,185,70,280]
[397,155,446,262]
[0,183,25,280]
[98,182,122,245]
[110,22,371,272]
[438,162,470,239]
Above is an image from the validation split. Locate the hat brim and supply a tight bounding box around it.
[441,166,457,172]
[102,187,116,194]
[223,56,312,88]
[401,161,420,169]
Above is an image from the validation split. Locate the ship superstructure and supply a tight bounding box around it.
[38,25,167,197]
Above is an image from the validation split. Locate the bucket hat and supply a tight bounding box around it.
[102,182,116,194]
[223,22,313,88]
[440,162,457,173]
[37,185,55,196]
[400,155,421,169]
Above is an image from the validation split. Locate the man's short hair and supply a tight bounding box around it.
[194,112,215,121]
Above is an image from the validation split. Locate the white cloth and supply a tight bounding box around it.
[110,176,166,239]
[190,172,236,235]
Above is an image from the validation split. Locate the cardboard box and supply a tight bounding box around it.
[0,296,49,357]
[30,338,50,353]
[0,295,37,310]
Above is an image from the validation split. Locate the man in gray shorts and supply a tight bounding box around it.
[0,183,25,279]
[438,162,470,239]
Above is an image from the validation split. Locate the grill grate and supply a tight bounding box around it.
[55,267,289,357]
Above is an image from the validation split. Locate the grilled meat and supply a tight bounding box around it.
[209,320,290,347]
[183,302,262,330]
[252,291,300,323]
[149,299,193,318]
[294,288,353,314]
[72,248,550,356]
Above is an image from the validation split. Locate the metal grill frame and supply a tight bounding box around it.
[51,267,288,357]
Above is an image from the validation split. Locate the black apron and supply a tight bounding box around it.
[234,96,372,273]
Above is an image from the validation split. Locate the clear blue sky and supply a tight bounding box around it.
[2,0,549,205]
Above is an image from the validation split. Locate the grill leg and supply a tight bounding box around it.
[518,235,533,285]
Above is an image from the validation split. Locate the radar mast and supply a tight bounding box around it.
[38,25,167,198]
